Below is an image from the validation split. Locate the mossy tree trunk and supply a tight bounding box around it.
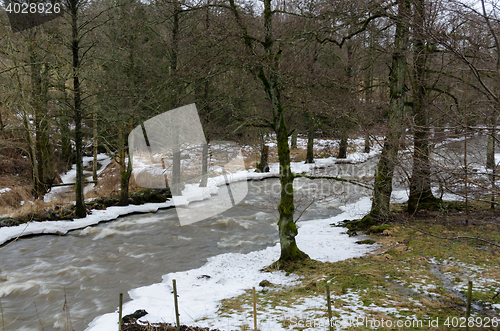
[275,110,307,261]
[256,65,307,261]
[368,0,410,221]
[408,0,439,214]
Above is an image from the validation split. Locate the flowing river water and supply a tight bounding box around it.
[0,160,377,331]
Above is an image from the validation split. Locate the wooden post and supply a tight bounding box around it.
[466,281,472,331]
[326,285,333,331]
[173,279,180,331]
[118,293,123,331]
[252,287,257,331]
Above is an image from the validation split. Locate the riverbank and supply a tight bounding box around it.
[117,200,500,331]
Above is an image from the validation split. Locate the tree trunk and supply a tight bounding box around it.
[408,0,438,213]
[363,37,373,155]
[364,132,370,153]
[305,116,314,164]
[59,80,73,169]
[263,0,306,263]
[69,0,86,218]
[93,111,98,181]
[487,128,495,169]
[200,143,209,187]
[368,0,410,220]
[171,129,182,195]
[338,136,348,159]
[29,35,48,198]
[258,145,269,172]
[168,0,183,196]
[33,77,45,198]
[338,42,353,161]
[291,131,297,149]
[23,113,38,195]
[119,158,132,206]
[490,122,496,209]
[118,124,132,206]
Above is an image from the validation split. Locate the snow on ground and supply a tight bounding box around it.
[0,188,11,194]
[248,136,382,164]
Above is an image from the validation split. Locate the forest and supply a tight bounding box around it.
[0,0,500,329]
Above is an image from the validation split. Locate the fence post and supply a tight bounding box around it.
[466,280,472,331]
[173,279,180,331]
[253,287,257,331]
[326,285,333,331]
[118,293,123,331]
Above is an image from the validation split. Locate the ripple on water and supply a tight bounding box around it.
[0,278,45,296]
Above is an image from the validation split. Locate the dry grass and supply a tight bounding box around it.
[84,159,122,200]
[0,158,127,217]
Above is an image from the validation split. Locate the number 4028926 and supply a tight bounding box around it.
[5,2,61,14]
